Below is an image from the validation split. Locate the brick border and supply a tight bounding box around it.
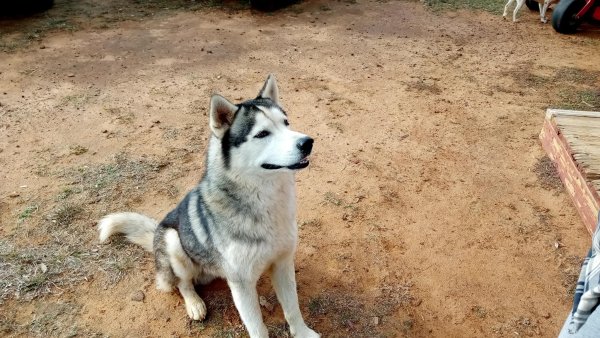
[539,112,600,235]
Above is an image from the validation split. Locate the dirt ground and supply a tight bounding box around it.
[2,0,600,337]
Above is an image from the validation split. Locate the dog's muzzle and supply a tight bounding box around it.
[261,137,313,170]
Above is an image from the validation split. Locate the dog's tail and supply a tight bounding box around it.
[98,212,158,252]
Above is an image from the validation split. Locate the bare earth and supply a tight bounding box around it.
[2,0,600,337]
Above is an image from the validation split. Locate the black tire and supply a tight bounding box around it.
[0,0,54,16]
[552,0,586,34]
[526,0,539,11]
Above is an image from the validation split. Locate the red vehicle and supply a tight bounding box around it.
[552,0,600,33]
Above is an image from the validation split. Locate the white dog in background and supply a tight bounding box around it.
[503,0,557,23]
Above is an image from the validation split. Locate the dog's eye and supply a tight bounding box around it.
[254,130,270,139]
[284,120,289,126]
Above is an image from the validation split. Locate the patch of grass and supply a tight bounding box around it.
[268,323,291,338]
[60,93,93,108]
[1,234,146,302]
[0,310,19,336]
[424,0,505,14]
[326,122,345,133]
[0,40,19,53]
[28,302,80,337]
[18,205,39,224]
[505,67,551,88]
[57,187,80,200]
[67,153,166,199]
[34,164,51,177]
[559,254,584,297]
[69,145,88,156]
[50,203,83,227]
[210,326,247,338]
[532,156,563,192]
[323,192,342,206]
[0,15,78,53]
[554,67,600,86]
[472,305,487,318]
[557,88,600,109]
[106,107,135,125]
[492,316,541,336]
[308,292,364,329]
[405,79,442,95]
[300,218,322,228]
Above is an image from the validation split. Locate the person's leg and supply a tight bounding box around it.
[558,312,574,338]
[559,308,600,338]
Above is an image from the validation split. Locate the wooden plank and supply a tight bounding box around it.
[547,108,600,119]
[540,113,600,235]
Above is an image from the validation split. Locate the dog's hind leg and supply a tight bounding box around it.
[513,0,526,21]
[153,226,177,292]
[503,0,515,19]
[164,228,207,321]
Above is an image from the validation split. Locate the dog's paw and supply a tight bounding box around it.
[291,326,320,338]
[184,297,207,321]
[541,17,548,23]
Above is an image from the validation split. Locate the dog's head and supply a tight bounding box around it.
[209,75,313,172]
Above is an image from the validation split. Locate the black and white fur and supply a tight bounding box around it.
[98,75,319,338]
[503,0,555,23]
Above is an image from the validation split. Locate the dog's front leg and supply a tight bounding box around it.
[540,0,551,23]
[272,256,320,338]
[228,280,269,338]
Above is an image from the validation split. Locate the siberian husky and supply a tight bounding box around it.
[98,75,320,338]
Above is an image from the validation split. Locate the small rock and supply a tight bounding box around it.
[40,45,46,49]
[131,290,145,302]
[371,316,380,326]
[8,192,19,198]
[259,296,274,312]
[67,73,75,78]
[39,263,48,273]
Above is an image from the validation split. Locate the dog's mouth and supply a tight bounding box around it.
[261,157,310,170]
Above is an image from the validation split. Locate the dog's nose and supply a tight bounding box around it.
[297,136,314,156]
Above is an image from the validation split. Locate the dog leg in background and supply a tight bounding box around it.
[513,0,526,22]
[272,256,320,338]
[539,0,551,23]
[228,281,269,338]
[164,229,207,321]
[503,0,516,20]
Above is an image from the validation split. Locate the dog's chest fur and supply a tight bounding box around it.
[178,171,299,282]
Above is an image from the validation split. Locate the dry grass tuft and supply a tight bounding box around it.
[554,67,600,86]
[1,153,164,303]
[532,156,563,192]
[405,79,442,95]
[50,203,84,227]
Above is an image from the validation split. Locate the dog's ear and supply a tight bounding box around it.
[209,94,237,139]
[257,74,279,104]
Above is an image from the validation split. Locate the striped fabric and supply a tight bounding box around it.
[569,213,600,334]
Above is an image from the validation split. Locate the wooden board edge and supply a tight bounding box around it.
[540,118,600,235]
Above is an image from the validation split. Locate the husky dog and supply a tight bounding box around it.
[98,75,320,338]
